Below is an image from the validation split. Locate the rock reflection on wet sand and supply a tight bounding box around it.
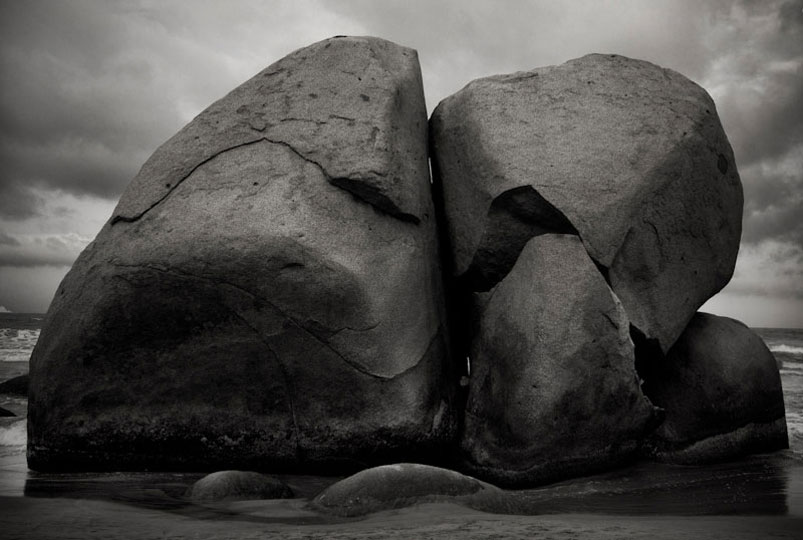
[3,450,803,539]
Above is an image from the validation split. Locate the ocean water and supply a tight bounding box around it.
[755,327,803,461]
[0,313,41,363]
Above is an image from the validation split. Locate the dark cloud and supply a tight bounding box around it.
[0,0,243,218]
[0,232,89,267]
[0,232,21,246]
[0,180,43,219]
[741,157,803,248]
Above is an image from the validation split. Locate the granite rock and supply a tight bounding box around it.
[641,313,788,462]
[27,36,455,472]
[459,235,655,487]
[187,470,293,502]
[311,463,506,516]
[430,53,743,352]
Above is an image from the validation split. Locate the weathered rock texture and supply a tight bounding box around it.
[27,36,455,472]
[187,471,293,502]
[641,313,788,463]
[430,53,743,353]
[460,235,655,487]
[430,53,745,486]
[311,463,508,516]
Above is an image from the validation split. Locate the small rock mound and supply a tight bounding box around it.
[0,374,28,397]
[311,463,507,516]
[187,470,293,502]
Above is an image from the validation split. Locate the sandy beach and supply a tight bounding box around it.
[3,444,803,539]
[3,491,803,539]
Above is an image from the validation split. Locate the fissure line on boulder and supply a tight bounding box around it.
[110,137,266,225]
[107,262,400,381]
[111,135,421,227]
[262,136,421,224]
[226,309,303,461]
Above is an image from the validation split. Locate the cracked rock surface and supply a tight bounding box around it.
[430,53,743,353]
[640,313,788,463]
[459,235,655,487]
[27,36,455,472]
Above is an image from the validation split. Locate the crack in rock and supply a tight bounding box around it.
[112,135,420,227]
[226,309,303,461]
[107,262,415,381]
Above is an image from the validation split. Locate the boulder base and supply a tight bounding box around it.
[641,313,788,462]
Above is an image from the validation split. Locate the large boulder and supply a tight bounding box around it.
[430,53,743,353]
[641,313,788,462]
[459,235,655,487]
[310,463,507,516]
[27,36,456,471]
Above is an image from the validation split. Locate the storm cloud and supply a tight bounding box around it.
[0,0,800,322]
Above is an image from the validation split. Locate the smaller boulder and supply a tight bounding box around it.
[0,406,15,417]
[310,463,507,516]
[641,313,788,462]
[0,374,28,397]
[186,470,293,502]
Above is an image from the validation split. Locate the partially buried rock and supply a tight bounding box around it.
[430,53,743,353]
[641,313,788,463]
[0,374,28,397]
[0,406,14,417]
[27,36,455,472]
[459,234,656,487]
[187,470,292,502]
[311,463,507,516]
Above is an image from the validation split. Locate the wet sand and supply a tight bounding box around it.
[3,446,803,539]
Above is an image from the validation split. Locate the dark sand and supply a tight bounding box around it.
[3,447,803,539]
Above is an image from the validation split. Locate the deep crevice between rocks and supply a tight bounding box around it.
[458,185,579,292]
[629,323,666,418]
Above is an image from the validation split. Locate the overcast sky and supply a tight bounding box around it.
[0,0,801,327]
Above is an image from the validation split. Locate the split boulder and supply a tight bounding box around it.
[430,53,743,353]
[27,36,454,472]
[459,235,656,487]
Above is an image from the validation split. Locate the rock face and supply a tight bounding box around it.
[430,53,743,353]
[311,463,506,516]
[187,471,293,502]
[460,235,655,487]
[27,36,455,472]
[641,313,788,462]
[430,53,745,486]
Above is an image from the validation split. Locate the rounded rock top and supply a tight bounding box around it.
[187,470,293,502]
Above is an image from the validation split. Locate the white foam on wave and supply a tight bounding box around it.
[0,351,33,362]
[0,420,26,447]
[0,328,39,362]
[772,344,803,355]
